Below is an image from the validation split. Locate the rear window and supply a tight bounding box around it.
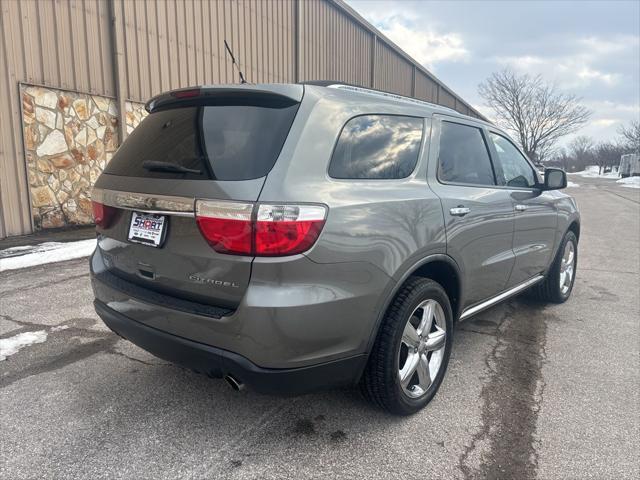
[328,115,423,179]
[104,101,299,180]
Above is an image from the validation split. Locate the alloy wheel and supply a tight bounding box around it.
[560,241,575,295]
[398,299,447,399]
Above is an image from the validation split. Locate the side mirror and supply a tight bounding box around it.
[543,168,567,190]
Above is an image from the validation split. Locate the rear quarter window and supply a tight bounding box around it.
[104,100,299,181]
[328,115,423,179]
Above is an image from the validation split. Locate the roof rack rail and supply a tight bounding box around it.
[325,83,459,114]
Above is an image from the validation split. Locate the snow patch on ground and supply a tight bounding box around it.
[570,166,619,179]
[0,239,96,272]
[566,181,580,188]
[50,325,70,332]
[0,331,48,361]
[616,176,640,189]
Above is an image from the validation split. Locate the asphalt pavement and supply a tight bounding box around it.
[1,176,638,479]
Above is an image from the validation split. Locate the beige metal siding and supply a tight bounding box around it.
[453,98,468,115]
[415,72,438,103]
[439,88,457,110]
[298,0,372,86]
[114,0,296,102]
[374,41,413,96]
[1,0,483,238]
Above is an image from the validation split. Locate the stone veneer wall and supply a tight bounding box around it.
[125,101,147,134]
[21,85,146,230]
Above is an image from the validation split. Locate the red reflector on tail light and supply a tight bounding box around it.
[195,201,253,255]
[195,201,327,256]
[255,204,326,256]
[91,201,116,228]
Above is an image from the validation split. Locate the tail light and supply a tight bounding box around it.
[195,200,327,257]
[255,204,327,256]
[195,201,254,255]
[91,201,116,229]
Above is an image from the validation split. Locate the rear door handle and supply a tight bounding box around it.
[515,204,528,212]
[450,207,471,217]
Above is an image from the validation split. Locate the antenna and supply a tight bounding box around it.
[224,39,247,84]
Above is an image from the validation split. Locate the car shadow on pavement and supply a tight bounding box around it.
[61,295,552,476]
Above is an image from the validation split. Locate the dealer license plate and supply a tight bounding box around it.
[127,211,166,247]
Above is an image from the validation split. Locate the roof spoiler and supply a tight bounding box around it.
[145,84,304,113]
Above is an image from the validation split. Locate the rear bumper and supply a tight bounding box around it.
[90,246,390,369]
[95,299,367,395]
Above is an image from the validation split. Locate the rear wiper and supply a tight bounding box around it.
[142,160,202,175]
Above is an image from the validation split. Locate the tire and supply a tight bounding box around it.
[360,276,454,415]
[529,230,578,303]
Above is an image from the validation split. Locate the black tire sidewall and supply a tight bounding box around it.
[389,281,454,414]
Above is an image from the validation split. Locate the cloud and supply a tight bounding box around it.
[494,35,638,89]
[495,53,620,88]
[576,67,619,86]
[470,103,498,121]
[561,100,639,147]
[373,14,469,70]
[592,118,620,127]
[582,100,640,116]
[348,0,639,145]
[577,35,636,56]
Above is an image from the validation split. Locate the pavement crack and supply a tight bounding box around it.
[597,185,640,204]
[0,314,51,332]
[0,273,90,299]
[0,318,100,339]
[192,401,300,478]
[579,268,638,275]
[457,327,498,338]
[0,334,118,389]
[458,299,548,480]
[107,349,157,366]
[0,256,89,277]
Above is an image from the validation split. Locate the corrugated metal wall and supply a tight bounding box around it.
[1,0,482,238]
[415,72,438,103]
[1,0,115,238]
[374,41,413,96]
[113,0,297,102]
[298,0,372,87]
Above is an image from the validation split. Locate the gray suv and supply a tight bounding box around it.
[90,83,579,415]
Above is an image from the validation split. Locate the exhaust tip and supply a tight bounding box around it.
[224,374,245,391]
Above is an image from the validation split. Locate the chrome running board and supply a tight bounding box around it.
[459,274,545,320]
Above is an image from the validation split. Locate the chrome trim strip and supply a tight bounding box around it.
[92,187,195,217]
[459,274,544,320]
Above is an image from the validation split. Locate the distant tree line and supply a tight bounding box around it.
[546,122,638,173]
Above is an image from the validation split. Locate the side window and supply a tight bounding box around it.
[329,115,423,179]
[438,122,496,186]
[489,133,536,188]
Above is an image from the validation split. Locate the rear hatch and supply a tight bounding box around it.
[92,85,303,311]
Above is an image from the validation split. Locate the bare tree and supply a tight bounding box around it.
[593,141,627,174]
[551,148,572,171]
[618,120,640,153]
[568,135,595,171]
[479,69,592,162]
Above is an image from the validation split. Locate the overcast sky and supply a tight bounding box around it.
[347,0,640,148]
